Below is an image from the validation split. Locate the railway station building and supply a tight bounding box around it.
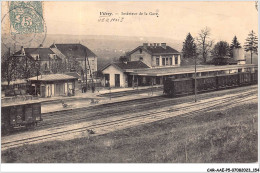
[101,62,257,88]
[28,74,78,98]
[100,43,257,88]
[100,43,181,87]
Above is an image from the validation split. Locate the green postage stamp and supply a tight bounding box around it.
[9,1,44,35]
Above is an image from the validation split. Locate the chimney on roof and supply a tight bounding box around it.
[161,43,166,49]
[39,44,43,48]
[143,43,148,49]
[154,43,157,47]
[21,46,25,55]
[150,43,153,47]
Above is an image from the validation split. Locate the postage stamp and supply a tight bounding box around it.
[1,1,47,49]
[9,1,44,35]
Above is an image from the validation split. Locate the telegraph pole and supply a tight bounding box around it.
[7,48,11,86]
[36,56,39,96]
[84,50,88,92]
[194,55,197,102]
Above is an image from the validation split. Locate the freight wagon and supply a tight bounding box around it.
[164,72,257,97]
[1,101,42,135]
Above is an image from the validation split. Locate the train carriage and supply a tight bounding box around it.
[239,72,252,86]
[196,76,217,92]
[216,73,239,89]
[163,78,174,96]
[251,70,258,84]
[164,78,193,97]
[1,102,42,135]
[164,71,257,97]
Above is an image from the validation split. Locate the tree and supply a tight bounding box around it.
[1,50,17,86]
[196,27,213,63]
[1,50,40,85]
[182,33,197,59]
[229,36,241,58]
[211,41,230,65]
[244,30,258,64]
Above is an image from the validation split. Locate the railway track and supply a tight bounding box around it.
[38,86,257,129]
[3,85,257,136]
[1,88,257,150]
[42,85,257,119]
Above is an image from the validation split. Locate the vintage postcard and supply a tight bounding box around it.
[1,1,258,172]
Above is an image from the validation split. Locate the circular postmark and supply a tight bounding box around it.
[1,1,47,53]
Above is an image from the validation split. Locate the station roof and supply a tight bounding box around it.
[113,61,149,70]
[28,74,77,82]
[130,64,257,76]
[14,48,62,61]
[50,43,97,59]
[100,61,149,72]
[127,44,180,56]
[65,72,81,79]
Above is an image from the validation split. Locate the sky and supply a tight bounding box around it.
[2,1,259,44]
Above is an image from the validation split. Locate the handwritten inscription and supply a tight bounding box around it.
[98,11,159,23]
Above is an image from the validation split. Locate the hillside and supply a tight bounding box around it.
[2,34,257,70]
[1,34,182,70]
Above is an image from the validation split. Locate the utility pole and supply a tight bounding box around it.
[36,56,39,96]
[25,52,28,79]
[194,55,197,102]
[86,55,94,93]
[7,48,11,86]
[84,50,88,92]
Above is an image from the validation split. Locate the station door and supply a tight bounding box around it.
[115,74,120,87]
[104,74,110,87]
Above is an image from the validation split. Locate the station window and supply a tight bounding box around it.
[156,58,159,66]
[162,58,165,66]
[175,55,178,65]
[166,58,169,65]
[169,58,172,65]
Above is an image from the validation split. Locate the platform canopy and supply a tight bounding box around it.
[130,64,257,77]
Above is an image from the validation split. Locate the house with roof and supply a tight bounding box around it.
[100,43,181,88]
[14,46,62,73]
[127,43,181,68]
[50,43,97,79]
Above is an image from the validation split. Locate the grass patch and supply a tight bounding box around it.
[2,102,258,163]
